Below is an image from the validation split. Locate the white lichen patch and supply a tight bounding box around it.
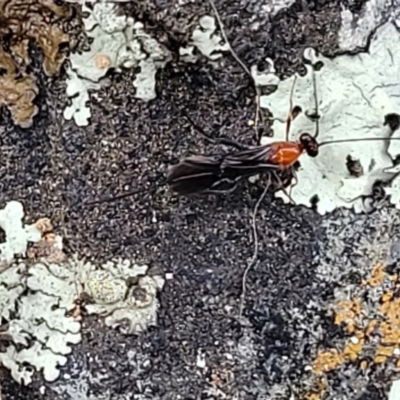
[0,261,81,385]
[80,259,165,334]
[0,201,41,264]
[64,1,171,126]
[385,165,400,209]
[257,22,400,214]
[338,0,400,52]
[63,65,103,127]
[0,253,164,385]
[180,15,230,62]
[389,379,400,400]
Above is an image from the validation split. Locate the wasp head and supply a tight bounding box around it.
[299,133,318,157]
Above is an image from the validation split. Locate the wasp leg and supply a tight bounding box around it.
[287,167,299,203]
[285,75,298,141]
[182,110,252,151]
[213,137,252,151]
[310,67,320,139]
[202,176,244,195]
[272,170,296,205]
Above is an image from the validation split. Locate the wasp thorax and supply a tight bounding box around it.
[299,133,319,157]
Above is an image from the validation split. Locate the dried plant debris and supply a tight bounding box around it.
[64,1,171,126]
[0,48,39,129]
[258,22,400,214]
[28,218,66,264]
[179,15,229,62]
[0,0,72,127]
[304,261,400,399]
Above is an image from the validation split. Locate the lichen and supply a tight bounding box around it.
[0,204,164,385]
[0,201,41,265]
[0,0,72,127]
[257,22,400,214]
[78,258,165,334]
[305,261,400,398]
[180,15,230,62]
[0,261,81,385]
[63,68,103,127]
[389,379,400,400]
[64,1,171,126]
[1,249,164,385]
[338,0,400,52]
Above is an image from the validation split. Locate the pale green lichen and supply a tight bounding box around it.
[180,15,230,62]
[64,1,171,126]
[0,201,41,264]
[256,22,400,214]
[1,253,164,385]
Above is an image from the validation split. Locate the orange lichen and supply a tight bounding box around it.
[365,319,378,336]
[342,332,364,361]
[334,299,363,333]
[304,377,327,400]
[360,360,368,370]
[0,0,73,126]
[312,349,344,375]
[362,262,385,287]
[95,54,112,70]
[312,333,365,376]
[305,262,400,398]
[34,217,53,234]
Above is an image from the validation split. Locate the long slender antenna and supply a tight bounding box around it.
[311,68,320,139]
[286,75,298,141]
[181,111,249,150]
[239,175,271,319]
[206,0,264,140]
[206,0,251,76]
[85,186,152,206]
[319,137,400,147]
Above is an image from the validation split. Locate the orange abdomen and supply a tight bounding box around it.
[269,142,303,168]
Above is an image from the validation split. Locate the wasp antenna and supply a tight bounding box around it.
[285,75,298,141]
[311,69,320,140]
[181,111,216,144]
[207,0,251,77]
[85,186,150,206]
[319,137,400,147]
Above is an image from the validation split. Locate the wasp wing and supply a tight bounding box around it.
[222,145,279,175]
[167,145,281,195]
[167,155,223,195]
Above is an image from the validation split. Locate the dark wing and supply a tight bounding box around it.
[167,145,280,196]
[166,155,223,195]
[222,145,280,176]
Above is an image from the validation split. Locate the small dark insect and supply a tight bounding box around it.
[166,74,400,199]
[166,132,318,196]
[85,77,400,206]
[167,75,320,197]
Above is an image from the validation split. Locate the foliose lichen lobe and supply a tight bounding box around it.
[0,0,73,127]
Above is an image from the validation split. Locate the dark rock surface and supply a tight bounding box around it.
[1,1,398,400]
